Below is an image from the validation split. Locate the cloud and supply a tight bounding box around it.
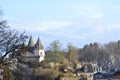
[92,26,105,34]
[89,24,120,37]
[89,13,103,19]
[71,3,103,19]
[10,19,120,40]
[8,3,120,47]
[10,20,74,32]
[9,20,91,42]
[9,18,120,48]
[107,24,120,31]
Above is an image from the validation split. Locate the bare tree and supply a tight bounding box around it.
[46,40,66,63]
[47,40,62,53]
[67,43,79,63]
[0,10,28,67]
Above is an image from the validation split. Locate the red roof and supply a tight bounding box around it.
[113,71,120,79]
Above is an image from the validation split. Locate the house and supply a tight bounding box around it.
[77,63,102,80]
[21,36,45,62]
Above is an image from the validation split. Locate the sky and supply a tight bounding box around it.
[1,0,120,48]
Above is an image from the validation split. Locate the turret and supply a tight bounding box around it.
[28,36,35,47]
[35,37,45,62]
[21,42,26,54]
[35,37,43,50]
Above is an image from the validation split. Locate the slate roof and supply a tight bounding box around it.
[35,37,43,49]
[28,36,35,47]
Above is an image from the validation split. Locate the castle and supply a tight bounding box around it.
[21,36,45,62]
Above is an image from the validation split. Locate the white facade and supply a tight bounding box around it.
[34,49,45,62]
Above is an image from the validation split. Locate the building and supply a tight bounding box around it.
[77,63,103,80]
[21,36,45,62]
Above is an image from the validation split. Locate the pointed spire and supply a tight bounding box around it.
[28,35,35,47]
[22,42,26,49]
[21,42,26,54]
[35,37,43,49]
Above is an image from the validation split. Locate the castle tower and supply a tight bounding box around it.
[28,36,35,53]
[35,37,45,62]
[35,37,43,50]
[21,42,26,54]
[28,36,35,47]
